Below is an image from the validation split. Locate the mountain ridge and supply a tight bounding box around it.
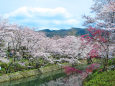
[39,27,88,37]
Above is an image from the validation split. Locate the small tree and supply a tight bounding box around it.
[81,27,113,70]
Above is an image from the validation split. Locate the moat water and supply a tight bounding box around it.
[0,70,82,86]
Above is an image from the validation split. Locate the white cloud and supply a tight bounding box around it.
[38,26,60,30]
[4,7,32,18]
[66,19,78,25]
[4,7,71,18]
[52,19,78,25]
[3,7,79,30]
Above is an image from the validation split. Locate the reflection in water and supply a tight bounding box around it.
[0,70,82,86]
[41,75,82,86]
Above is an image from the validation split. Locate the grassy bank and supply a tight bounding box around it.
[83,70,115,86]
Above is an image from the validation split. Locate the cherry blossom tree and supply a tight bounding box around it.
[83,0,115,29]
[44,36,93,65]
[82,0,115,70]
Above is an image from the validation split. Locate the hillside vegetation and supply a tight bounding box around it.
[40,28,88,37]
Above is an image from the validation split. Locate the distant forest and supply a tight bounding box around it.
[39,28,88,37]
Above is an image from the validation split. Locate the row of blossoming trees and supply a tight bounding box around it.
[0,18,114,68]
[0,0,115,74]
[0,18,93,66]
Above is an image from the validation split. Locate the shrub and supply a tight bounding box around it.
[0,62,27,74]
[108,58,115,66]
[13,63,27,71]
[84,70,115,86]
[0,63,8,74]
[0,68,6,75]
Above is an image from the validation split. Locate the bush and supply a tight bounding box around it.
[84,70,115,86]
[108,58,115,66]
[0,68,6,75]
[0,63,8,74]
[0,62,27,74]
[0,63,8,69]
[13,63,27,71]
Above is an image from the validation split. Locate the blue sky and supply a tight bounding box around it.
[0,0,93,30]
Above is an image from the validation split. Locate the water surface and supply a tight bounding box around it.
[0,70,82,86]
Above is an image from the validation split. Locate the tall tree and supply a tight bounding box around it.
[83,0,115,29]
[83,0,115,70]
